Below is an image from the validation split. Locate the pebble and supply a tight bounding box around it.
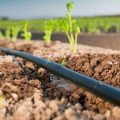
[26,62,35,70]
[64,108,77,120]
[105,110,111,119]
[38,68,46,77]
[112,107,120,119]
[11,93,18,101]
[0,72,4,77]
[93,114,105,120]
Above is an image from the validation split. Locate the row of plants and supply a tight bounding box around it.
[0,23,31,42]
[43,18,120,34]
[1,17,120,33]
[78,20,120,33]
[1,1,120,53]
[41,2,80,53]
[0,1,80,54]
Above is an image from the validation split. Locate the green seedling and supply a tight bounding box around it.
[5,28,11,40]
[112,23,120,33]
[60,59,67,66]
[43,19,55,45]
[58,2,80,53]
[87,22,100,33]
[0,31,4,40]
[102,22,111,32]
[22,23,32,42]
[11,26,20,41]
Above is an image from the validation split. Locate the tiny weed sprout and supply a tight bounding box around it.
[22,23,32,42]
[11,26,20,41]
[60,59,67,66]
[43,19,55,45]
[59,2,80,53]
[5,28,11,40]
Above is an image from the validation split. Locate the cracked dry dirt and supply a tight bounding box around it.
[0,40,120,120]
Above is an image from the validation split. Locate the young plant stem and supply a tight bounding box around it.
[64,2,80,53]
[0,31,4,40]
[5,28,11,40]
[12,26,20,42]
[43,19,55,46]
[22,23,32,42]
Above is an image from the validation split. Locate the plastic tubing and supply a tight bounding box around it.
[0,47,120,106]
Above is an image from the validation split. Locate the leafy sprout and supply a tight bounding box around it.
[11,26,20,41]
[22,23,32,42]
[58,1,80,53]
[87,22,100,33]
[5,27,11,40]
[67,1,74,11]
[43,19,55,45]
[0,31,4,40]
[60,59,67,66]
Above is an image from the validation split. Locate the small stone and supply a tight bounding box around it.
[82,110,93,119]
[105,110,111,119]
[74,103,82,110]
[112,107,120,119]
[107,61,113,65]
[38,68,46,77]
[0,72,4,77]
[0,90,3,96]
[11,93,18,101]
[0,108,6,119]
[46,108,53,119]
[93,114,105,120]
[60,97,67,104]
[14,79,22,86]
[64,108,77,120]
[29,80,40,88]
[26,62,35,70]
[49,100,58,111]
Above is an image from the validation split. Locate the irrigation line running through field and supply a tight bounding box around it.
[0,47,120,106]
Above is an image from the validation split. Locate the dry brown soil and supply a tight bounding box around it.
[0,40,120,120]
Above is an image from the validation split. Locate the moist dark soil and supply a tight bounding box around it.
[0,40,120,120]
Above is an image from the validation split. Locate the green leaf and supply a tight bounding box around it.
[66,2,74,11]
[75,27,80,34]
[0,32,4,40]
[58,19,69,33]
[5,28,11,40]
[11,26,20,41]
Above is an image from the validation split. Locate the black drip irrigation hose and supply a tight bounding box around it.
[0,47,120,106]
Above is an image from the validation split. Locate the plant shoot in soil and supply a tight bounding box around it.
[43,19,55,45]
[58,1,80,53]
[0,31,4,40]
[11,26,20,41]
[22,23,32,42]
[5,28,11,40]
